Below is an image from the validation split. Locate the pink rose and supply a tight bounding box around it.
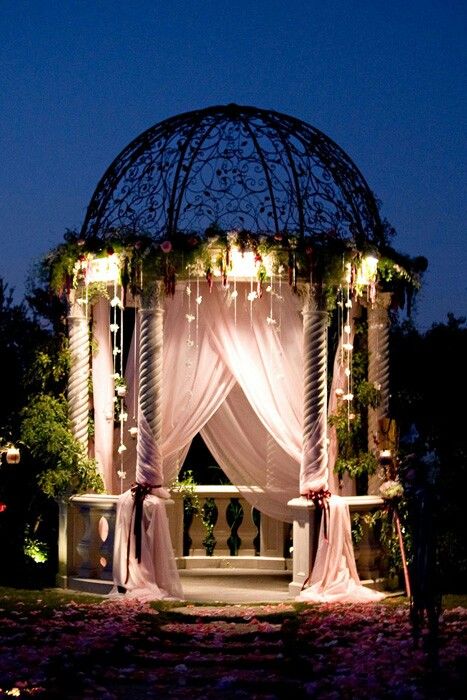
[160,240,172,253]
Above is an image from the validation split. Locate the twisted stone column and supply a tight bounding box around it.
[67,293,89,451]
[299,283,329,494]
[136,283,164,486]
[367,292,392,493]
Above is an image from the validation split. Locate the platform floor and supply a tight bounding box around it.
[179,570,293,604]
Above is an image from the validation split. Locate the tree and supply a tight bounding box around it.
[390,314,467,591]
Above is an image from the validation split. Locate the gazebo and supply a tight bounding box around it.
[51,104,422,600]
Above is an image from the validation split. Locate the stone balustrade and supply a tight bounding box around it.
[57,489,384,593]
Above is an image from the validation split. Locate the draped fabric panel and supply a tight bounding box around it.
[298,496,384,602]
[113,489,183,601]
[201,384,299,522]
[91,298,115,491]
[110,280,383,602]
[208,285,303,463]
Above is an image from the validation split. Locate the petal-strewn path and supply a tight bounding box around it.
[0,595,465,698]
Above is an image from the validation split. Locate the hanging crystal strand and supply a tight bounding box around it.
[118,284,126,493]
[233,277,237,325]
[195,276,201,348]
[269,271,274,322]
[249,274,254,328]
[343,263,353,430]
[337,286,343,366]
[185,271,194,349]
[278,268,283,331]
[111,279,118,375]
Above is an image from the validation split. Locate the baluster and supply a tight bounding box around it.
[75,504,92,577]
[98,505,116,580]
[236,500,257,555]
[212,496,230,555]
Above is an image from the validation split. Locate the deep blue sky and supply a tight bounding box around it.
[1,0,465,329]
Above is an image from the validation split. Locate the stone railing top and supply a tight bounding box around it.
[71,493,120,505]
[70,493,175,506]
[71,491,383,512]
[287,495,384,511]
[184,485,264,497]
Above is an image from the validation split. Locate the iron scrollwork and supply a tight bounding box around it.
[80,104,383,247]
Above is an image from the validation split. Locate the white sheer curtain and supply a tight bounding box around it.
[91,298,114,491]
[161,288,236,480]
[299,495,383,602]
[121,282,341,511]
[121,286,235,485]
[208,283,303,463]
[111,279,383,603]
[113,490,183,601]
[201,383,299,522]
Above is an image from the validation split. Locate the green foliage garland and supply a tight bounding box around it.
[41,228,424,313]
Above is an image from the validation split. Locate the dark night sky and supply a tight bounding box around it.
[1,0,465,329]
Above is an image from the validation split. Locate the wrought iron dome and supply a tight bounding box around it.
[81,104,384,248]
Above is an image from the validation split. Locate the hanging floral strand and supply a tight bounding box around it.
[195,277,202,348]
[185,272,194,348]
[231,277,238,325]
[117,284,127,493]
[343,262,354,430]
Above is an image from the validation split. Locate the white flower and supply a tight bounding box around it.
[266,285,272,292]
[345,299,353,308]
[119,412,128,422]
[344,368,351,377]
[110,323,119,333]
[230,290,238,299]
[343,393,354,401]
[112,347,121,356]
[343,343,353,352]
[186,339,194,347]
[335,388,344,396]
[196,295,202,305]
[185,286,191,296]
[247,291,258,302]
[128,426,138,438]
[185,314,195,323]
[110,296,122,308]
[117,444,127,454]
[266,316,277,325]
[117,470,127,479]
[344,324,351,334]
[379,480,404,500]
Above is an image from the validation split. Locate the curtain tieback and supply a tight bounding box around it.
[125,482,162,584]
[301,489,331,591]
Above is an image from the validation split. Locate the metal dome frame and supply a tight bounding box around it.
[81,104,384,249]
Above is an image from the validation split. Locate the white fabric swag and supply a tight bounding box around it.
[93,281,383,602]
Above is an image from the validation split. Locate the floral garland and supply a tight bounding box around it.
[42,227,425,311]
